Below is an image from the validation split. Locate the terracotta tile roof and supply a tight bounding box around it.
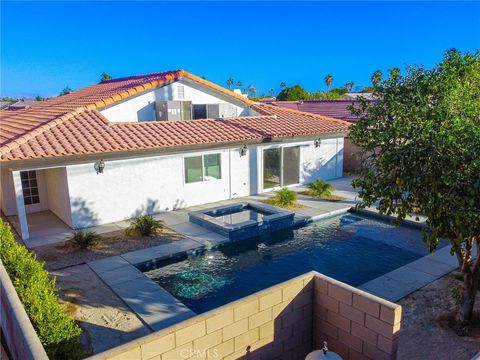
[271,100,364,122]
[0,73,349,162]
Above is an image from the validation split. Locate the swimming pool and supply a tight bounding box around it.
[143,213,426,314]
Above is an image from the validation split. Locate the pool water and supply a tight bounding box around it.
[214,208,267,225]
[144,213,424,314]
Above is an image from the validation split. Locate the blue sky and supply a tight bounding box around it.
[1,1,479,98]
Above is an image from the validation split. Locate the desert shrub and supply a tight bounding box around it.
[451,287,462,307]
[126,215,164,237]
[0,219,84,359]
[71,230,101,250]
[270,187,298,208]
[307,180,335,198]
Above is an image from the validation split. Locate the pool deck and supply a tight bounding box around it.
[88,177,461,332]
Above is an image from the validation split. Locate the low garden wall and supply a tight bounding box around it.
[88,271,401,360]
[0,260,48,360]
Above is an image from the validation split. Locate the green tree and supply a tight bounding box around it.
[247,84,257,98]
[226,77,234,89]
[269,89,275,97]
[236,80,242,88]
[371,69,383,87]
[100,72,112,82]
[59,86,72,96]
[324,74,333,93]
[350,49,480,325]
[280,82,287,89]
[344,81,355,92]
[388,67,400,80]
[276,85,309,101]
[35,95,44,101]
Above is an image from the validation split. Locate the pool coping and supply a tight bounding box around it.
[88,205,459,332]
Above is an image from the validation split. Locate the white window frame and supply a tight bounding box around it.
[184,153,222,184]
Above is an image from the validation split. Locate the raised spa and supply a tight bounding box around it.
[189,202,295,241]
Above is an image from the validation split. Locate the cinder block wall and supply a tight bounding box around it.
[313,274,402,360]
[88,272,401,360]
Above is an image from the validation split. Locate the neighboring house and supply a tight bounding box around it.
[0,70,349,242]
[343,92,375,101]
[3,98,40,111]
[0,101,13,110]
[271,100,369,172]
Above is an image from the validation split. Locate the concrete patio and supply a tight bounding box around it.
[11,176,358,249]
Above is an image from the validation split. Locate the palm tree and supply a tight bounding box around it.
[280,82,287,89]
[236,80,242,88]
[344,81,355,92]
[248,84,257,98]
[324,74,333,93]
[371,70,383,87]
[100,72,112,82]
[269,89,275,97]
[388,68,401,80]
[226,77,234,89]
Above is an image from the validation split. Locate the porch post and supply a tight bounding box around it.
[12,171,29,240]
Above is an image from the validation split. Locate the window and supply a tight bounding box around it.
[177,86,185,99]
[20,170,40,205]
[184,156,203,183]
[184,154,222,183]
[204,154,221,180]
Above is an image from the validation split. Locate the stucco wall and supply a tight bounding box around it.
[45,167,73,227]
[65,139,343,228]
[100,79,248,123]
[0,168,49,216]
[87,272,401,360]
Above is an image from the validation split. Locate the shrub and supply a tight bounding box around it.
[71,230,101,250]
[0,219,84,359]
[269,187,298,208]
[307,180,335,198]
[125,215,164,237]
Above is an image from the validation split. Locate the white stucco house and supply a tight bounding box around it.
[0,70,350,244]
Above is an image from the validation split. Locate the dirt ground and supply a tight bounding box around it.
[398,272,480,360]
[52,264,150,355]
[33,227,185,271]
[33,227,185,355]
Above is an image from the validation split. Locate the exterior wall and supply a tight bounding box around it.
[65,139,343,228]
[44,167,73,227]
[88,273,315,360]
[313,274,402,360]
[100,79,248,123]
[0,260,49,360]
[87,272,401,360]
[343,137,363,173]
[0,168,49,216]
[0,167,16,216]
[300,138,343,183]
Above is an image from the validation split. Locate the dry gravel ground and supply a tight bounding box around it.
[52,264,150,355]
[32,228,186,355]
[398,272,480,360]
[33,227,185,271]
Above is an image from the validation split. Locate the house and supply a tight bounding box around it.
[270,100,369,172]
[0,70,350,243]
[3,98,41,111]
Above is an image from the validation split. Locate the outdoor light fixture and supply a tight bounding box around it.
[314,139,322,148]
[240,145,248,156]
[94,159,105,174]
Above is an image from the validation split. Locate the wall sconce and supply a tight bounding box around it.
[240,145,248,157]
[94,159,105,174]
[314,139,322,148]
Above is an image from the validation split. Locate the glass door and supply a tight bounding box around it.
[263,148,281,189]
[262,146,300,190]
[283,146,300,186]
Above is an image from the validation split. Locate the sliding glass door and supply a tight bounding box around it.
[283,146,300,186]
[263,146,300,190]
[263,148,281,189]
